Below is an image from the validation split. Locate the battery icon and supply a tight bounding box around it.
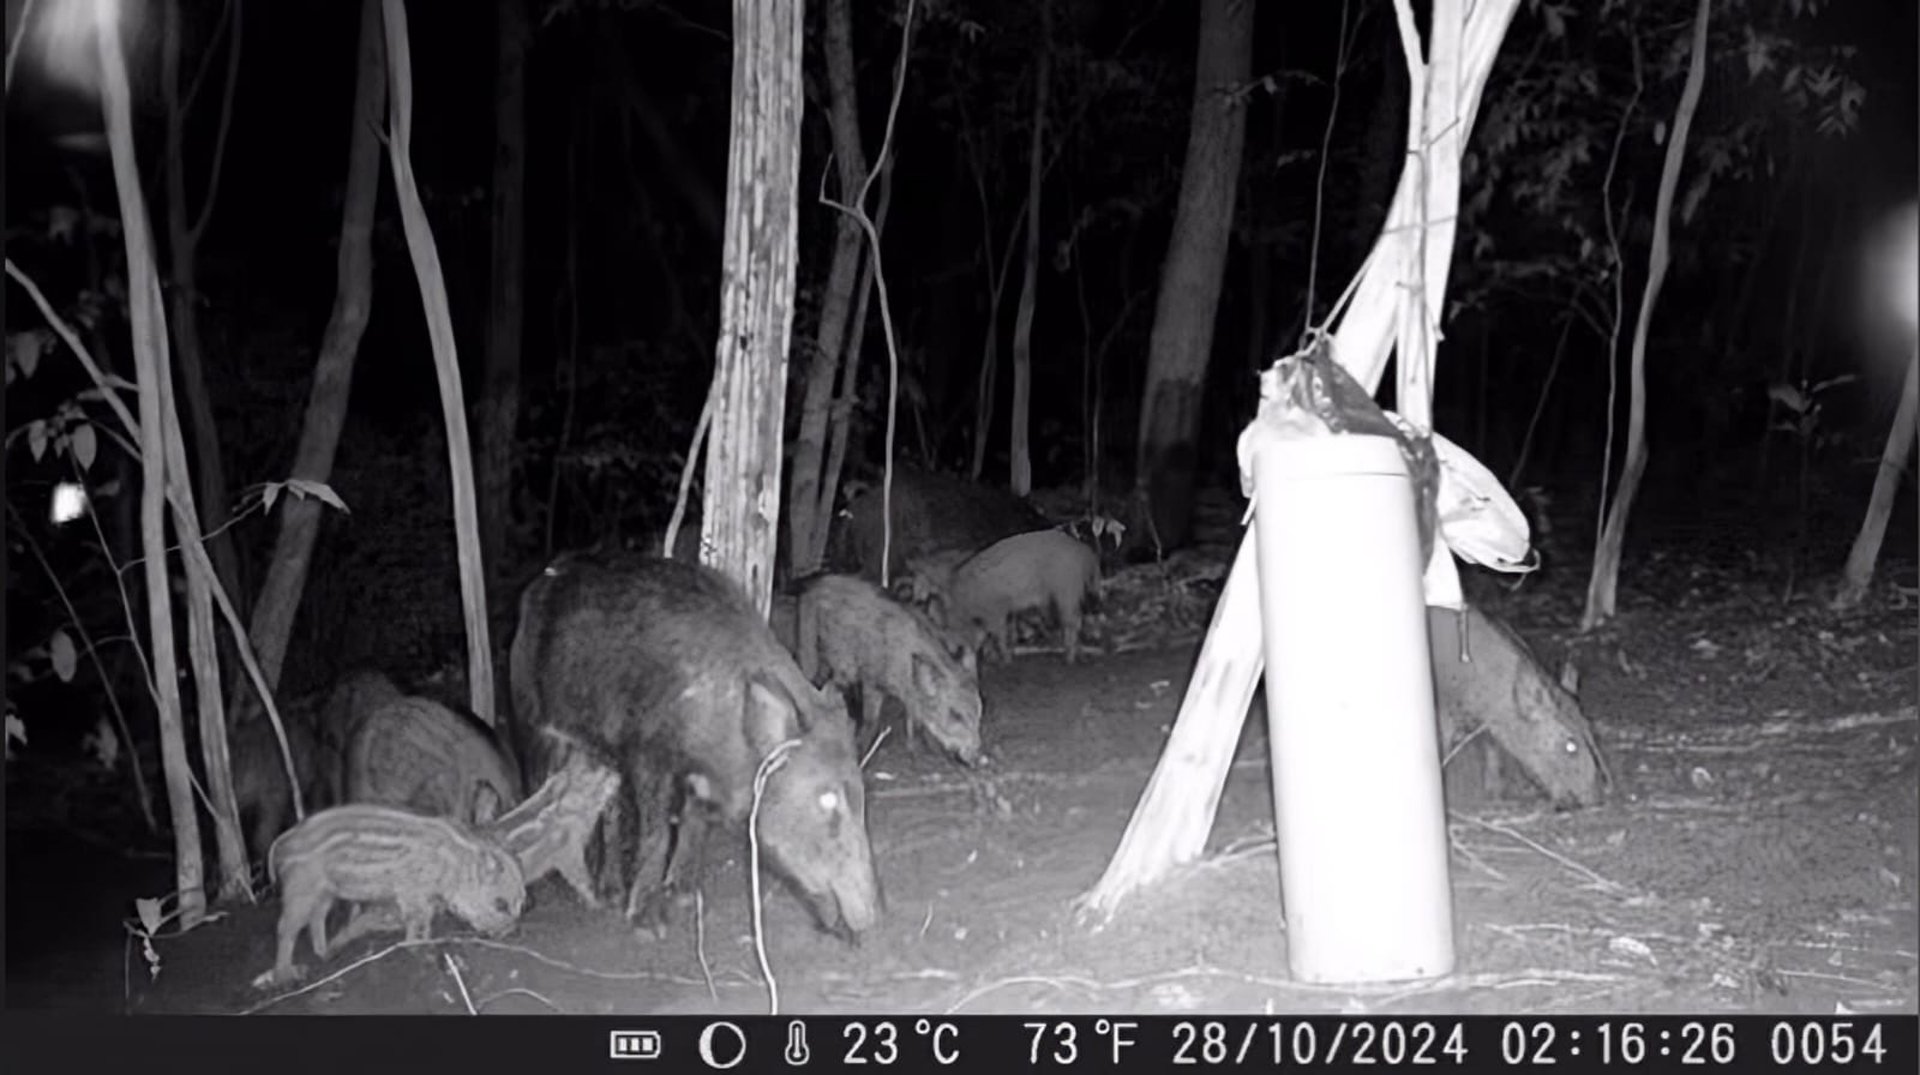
[609,1030,663,1060]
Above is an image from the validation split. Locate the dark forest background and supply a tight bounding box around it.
[6,0,1915,733]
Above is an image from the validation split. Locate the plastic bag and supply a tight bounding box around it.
[1238,334,1444,568]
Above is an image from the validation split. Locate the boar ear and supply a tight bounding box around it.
[684,771,715,803]
[1558,658,1581,696]
[744,673,809,748]
[911,652,939,694]
[472,784,503,825]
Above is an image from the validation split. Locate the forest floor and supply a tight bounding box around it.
[6,491,1918,1019]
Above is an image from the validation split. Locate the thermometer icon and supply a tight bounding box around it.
[784,1020,811,1065]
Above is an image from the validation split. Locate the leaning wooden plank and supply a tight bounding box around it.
[1073,530,1264,925]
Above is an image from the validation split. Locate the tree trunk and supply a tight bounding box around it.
[1008,0,1051,498]
[161,0,246,612]
[1242,41,1287,373]
[382,0,498,728]
[160,301,247,901]
[1134,0,1254,552]
[702,0,805,615]
[817,159,896,562]
[969,286,1002,481]
[237,0,384,711]
[97,2,209,928]
[158,1,252,896]
[478,0,529,588]
[1076,196,1098,498]
[786,0,868,575]
[968,199,1029,482]
[1583,0,1711,628]
[547,93,585,558]
[1836,196,1918,609]
[1834,349,1918,609]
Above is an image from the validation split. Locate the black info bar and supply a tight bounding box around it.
[5,1014,1915,1073]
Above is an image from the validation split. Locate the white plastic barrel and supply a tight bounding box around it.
[1247,429,1455,984]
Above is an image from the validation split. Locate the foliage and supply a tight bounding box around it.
[1456,0,1864,329]
[1767,372,1860,457]
[918,0,1185,239]
[897,0,1186,466]
[519,338,705,550]
[5,211,143,756]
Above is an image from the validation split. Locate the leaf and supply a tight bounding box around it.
[28,420,48,462]
[261,483,280,515]
[1767,382,1806,410]
[1744,33,1772,81]
[82,717,119,772]
[1680,174,1709,227]
[134,896,165,936]
[8,329,49,379]
[284,479,349,513]
[74,290,106,330]
[47,206,81,243]
[49,630,78,682]
[71,423,98,471]
[1541,2,1567,40]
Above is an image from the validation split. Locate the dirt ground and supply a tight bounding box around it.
[8,530,1916,1019]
